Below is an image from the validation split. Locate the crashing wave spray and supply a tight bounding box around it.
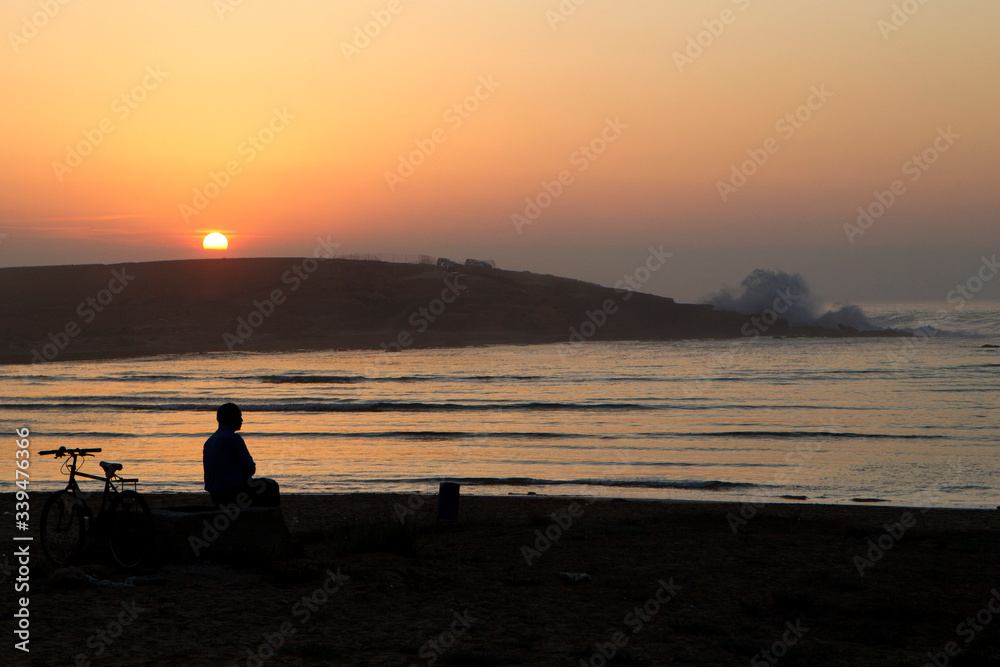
[703,269,878,331]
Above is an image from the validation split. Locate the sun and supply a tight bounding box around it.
[202,232,228,250]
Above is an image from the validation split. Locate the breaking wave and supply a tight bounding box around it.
[704,269,880,331]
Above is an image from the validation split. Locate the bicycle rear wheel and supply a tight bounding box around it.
[107,490,152,569]
[41,490,87,567]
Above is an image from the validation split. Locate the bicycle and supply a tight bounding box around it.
[38,446,152,569]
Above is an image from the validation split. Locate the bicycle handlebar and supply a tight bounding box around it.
[38,447,102,457]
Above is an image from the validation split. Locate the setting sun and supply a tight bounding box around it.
[202,233,228,250]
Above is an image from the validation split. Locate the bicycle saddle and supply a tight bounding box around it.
[100,461,123,476]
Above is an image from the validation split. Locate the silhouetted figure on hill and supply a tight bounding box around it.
[203,402,279,507]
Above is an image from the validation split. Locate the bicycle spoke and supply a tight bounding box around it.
[41,490,87,567]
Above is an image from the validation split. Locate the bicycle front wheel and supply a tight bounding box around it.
[107,490,153,569]
[41,490,87,567]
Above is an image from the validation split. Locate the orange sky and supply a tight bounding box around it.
[1,0,998,301]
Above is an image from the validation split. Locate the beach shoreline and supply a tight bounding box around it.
[8,492,1000,665]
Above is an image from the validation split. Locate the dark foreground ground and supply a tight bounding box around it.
[3,493,1000,666]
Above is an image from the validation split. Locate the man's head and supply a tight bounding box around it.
[217,403,243,431]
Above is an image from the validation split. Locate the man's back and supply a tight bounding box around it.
[203,424,255,497]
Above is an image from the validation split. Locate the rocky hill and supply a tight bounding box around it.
[0,258,905,364]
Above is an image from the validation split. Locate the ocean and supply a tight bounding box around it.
[3,301,998,508]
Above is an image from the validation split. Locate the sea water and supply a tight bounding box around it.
[3,302,997,508]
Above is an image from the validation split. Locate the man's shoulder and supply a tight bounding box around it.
[205,427,243,449]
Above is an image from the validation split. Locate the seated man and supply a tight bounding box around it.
[203,402,279,507]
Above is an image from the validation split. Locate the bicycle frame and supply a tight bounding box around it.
[60,454,138,518]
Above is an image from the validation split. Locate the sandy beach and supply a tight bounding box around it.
[6,493,1000,666]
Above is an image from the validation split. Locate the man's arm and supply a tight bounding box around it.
[234,433,256,478]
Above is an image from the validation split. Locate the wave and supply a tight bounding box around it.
[681,430,945,440]
[6,372,558,386]
[258,375,364,384]
[1,400,883,414]
[35,429,581,440]
[374,476,758,491]
[33,431,142,439]
[1,401,654,413]
[35,427,943,444]
[897,328,988,339]
[251,373,787,385]
[940,485,992,492]
[285,430,579,440]
[820,369,899,375]
[863,305,1000,339]
[252,372,930,384]
[703,269,881,331]
[324,429,935,443]
[2,373,189,383]
[255,373,549,384]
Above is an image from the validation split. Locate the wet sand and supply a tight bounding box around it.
[6,493,1000,666]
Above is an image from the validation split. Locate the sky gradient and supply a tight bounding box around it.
[2,0,998,303]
